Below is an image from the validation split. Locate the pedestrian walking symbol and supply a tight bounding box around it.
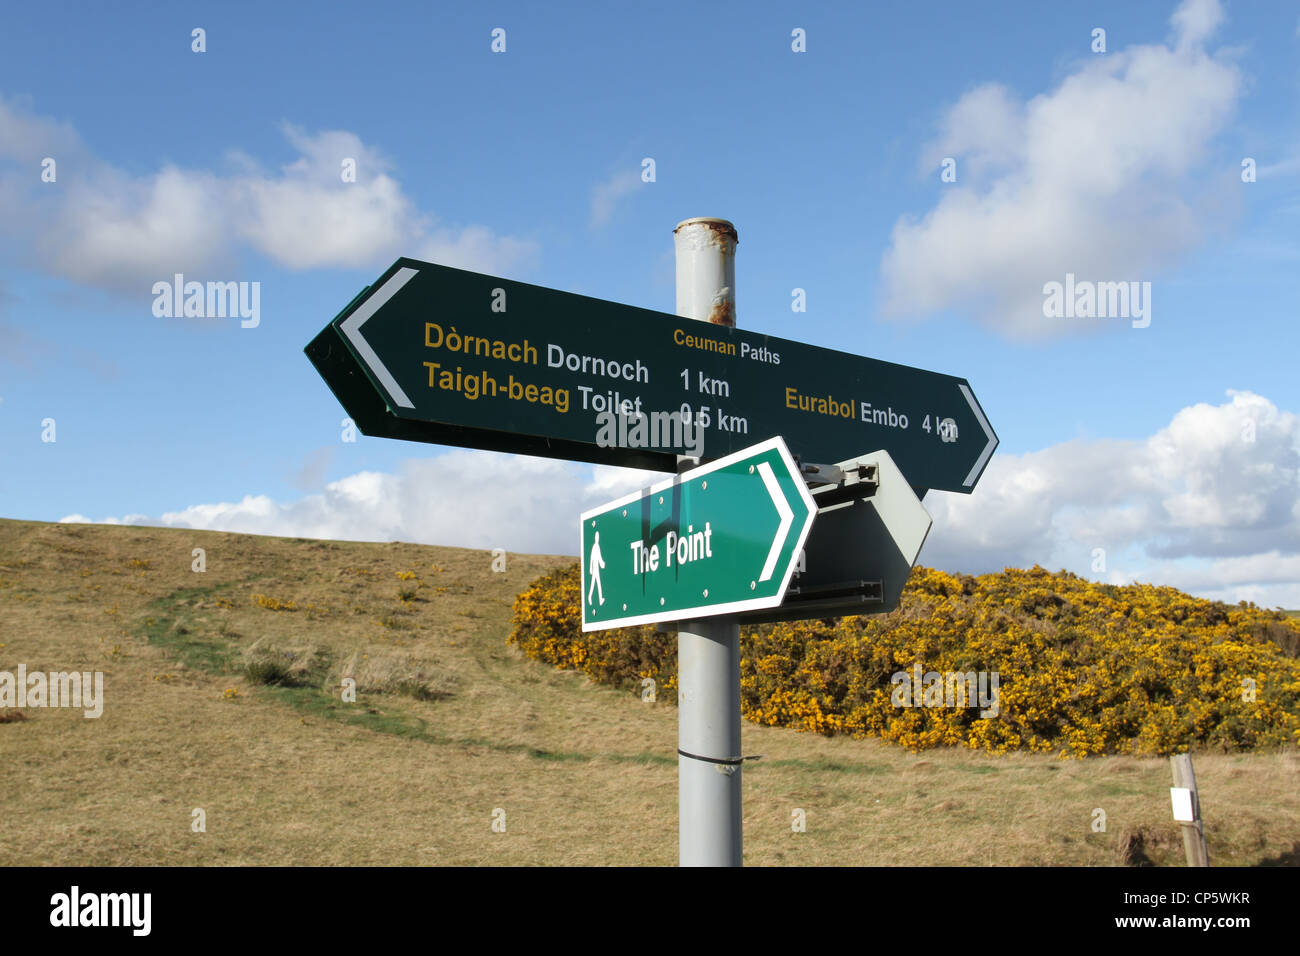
[587,530,605,606]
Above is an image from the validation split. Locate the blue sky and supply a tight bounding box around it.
[1,0,1298,606]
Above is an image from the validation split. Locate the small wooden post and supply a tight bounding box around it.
[1169,753,1209,867]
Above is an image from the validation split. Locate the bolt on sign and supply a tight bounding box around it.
[305,258,998,494]
[579,437,815,630]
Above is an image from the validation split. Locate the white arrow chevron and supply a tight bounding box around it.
[959,383,998,487]
[757,461,793,582]
[339,266,419,410]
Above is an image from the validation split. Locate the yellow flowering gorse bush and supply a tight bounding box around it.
[508,566,678,703]
[508,564,1300,756]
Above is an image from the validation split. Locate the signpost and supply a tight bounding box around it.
[580,436,815,631]
[304,216,999,869]
[305,257,997,495]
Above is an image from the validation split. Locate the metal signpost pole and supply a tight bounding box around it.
[674,218,743,867]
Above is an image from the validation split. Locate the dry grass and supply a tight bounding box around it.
[0,517,1296,866]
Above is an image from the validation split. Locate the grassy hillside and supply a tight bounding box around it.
[1,517,1296,866]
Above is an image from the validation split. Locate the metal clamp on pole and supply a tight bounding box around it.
[740,448,932,625]
[800,457,880,509]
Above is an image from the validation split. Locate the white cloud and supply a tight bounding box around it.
[59,391,1300,609]
[0,100,537,292]
[59,513,152,526]
[881,0,1242,338]
[42,165,234,287]
[920,84,1025,181]
[1169,0,1224,50]
[415,225,540,276]
[229,126,425,270]
[923,390,1300,604]
[62,451,660,557]
[0,92,84,165]
[589,168,642,228]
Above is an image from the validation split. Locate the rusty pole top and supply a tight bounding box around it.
[673,217,739,244]
[673,218,738,327]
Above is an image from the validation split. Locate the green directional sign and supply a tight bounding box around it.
[580,437,815,631]
[305,257,998,495]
